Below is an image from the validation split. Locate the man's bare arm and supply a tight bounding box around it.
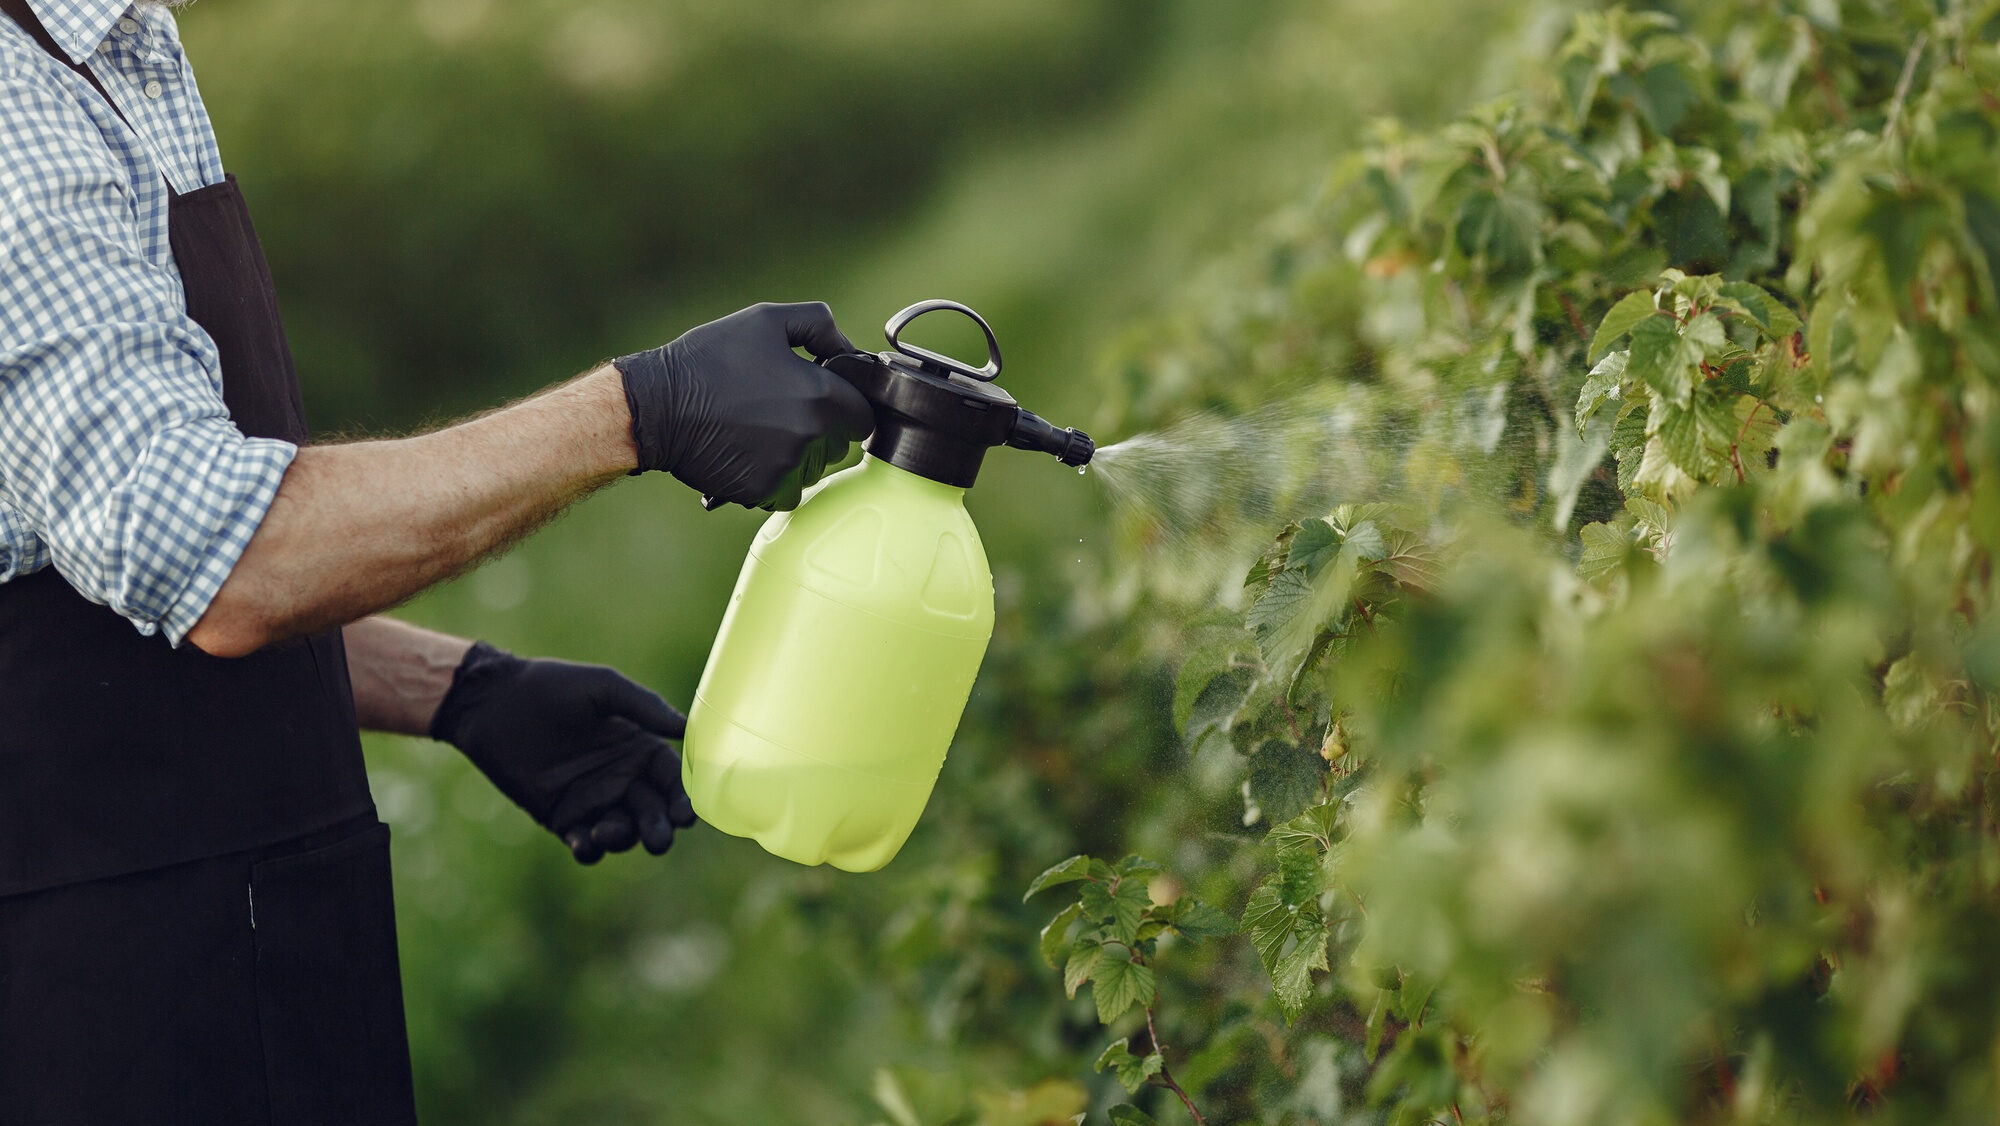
[342,616,475,735]
[185,367,634,658]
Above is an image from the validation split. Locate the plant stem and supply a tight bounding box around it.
[1729,400,1764,484]
[1479,133,1508,184]
[1810,34,1849,124]
[1882,31,1929,140]
[1558,291,1591,344]
[1146,1006,1208,1125]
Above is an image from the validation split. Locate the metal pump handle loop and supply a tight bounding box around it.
[883,299,1002,382]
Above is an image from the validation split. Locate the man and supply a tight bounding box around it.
[0,0,873,1119]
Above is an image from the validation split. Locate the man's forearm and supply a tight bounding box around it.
[187,366,636,657]
[343,616,474,736]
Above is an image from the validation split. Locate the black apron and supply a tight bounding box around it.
[0,2,416,1119]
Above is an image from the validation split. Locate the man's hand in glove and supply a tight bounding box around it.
[429,641,697,863]
[616,301,875,511]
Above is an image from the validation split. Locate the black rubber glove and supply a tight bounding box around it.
[429,642,697,864]
[615,301,875,511]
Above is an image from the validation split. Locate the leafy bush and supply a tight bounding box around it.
[1039,2,2000,1122]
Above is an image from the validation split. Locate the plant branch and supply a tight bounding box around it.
[1883,31,1929,140]
[1558,291,1591,344]
[1146,1006,1208,1126]
[1478,133,1507,184]
[1811,34,1850,124]
[1729,400,1765,484]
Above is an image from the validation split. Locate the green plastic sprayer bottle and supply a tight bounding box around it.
[682,300,1095,872]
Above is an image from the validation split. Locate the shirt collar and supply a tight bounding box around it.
[27,0,134,64]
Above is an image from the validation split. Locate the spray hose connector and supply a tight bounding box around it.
[815,300,1095,488]
[1007,409,1095,467]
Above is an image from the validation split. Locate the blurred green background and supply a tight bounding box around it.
[178,1,1548,1120]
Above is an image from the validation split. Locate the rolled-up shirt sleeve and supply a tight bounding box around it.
[0,63,293,645]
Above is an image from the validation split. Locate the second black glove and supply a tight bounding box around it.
[429,642,697,863]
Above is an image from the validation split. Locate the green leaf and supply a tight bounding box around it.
[1687,148,1730,218]
[1629,60,1699,134]
[1718,281,1801,339]
[1172,626,1253,733]
[1454,184,1543,274]
[1551,404,1614,529]
[872,1068,923,1126]
[1654,185,1729,269]
[1243,522,1301,591]
[1166,896,1238,941]
[1399,976,1438,1027]
[1183,667,1255,748]
[1041,902,1085,969]
[1588,291,1659,364]
[1733,395,1780,473]
[1287,517,1340,576]
[1334,516,1388,562]
[1243,877,1331,1023]
[1864,195,1951,301]
[1025,855,1095,901]
[1287,627,1345,705]
[1612,404,1649,494]
[1578,521,1630,581]
[1249,569,1321,658]
[1654,401,1708,474]
[1064,944,1103,1000]
[1090,954,1157,1023]
[1365,988,1388,1062]
[1117,855,1166,878]
[1108,1105,1159,1126]
[1626,495,1672,532]
[1652,389,1738,478]
[1249,740,1330,825]
[1082,877,1153,944]
[1626,314,1699,407]
[1682,311,1726,356]
[1736,166,1779,242]
[1249,534,1365,677]
[1269,802,1340,852]
[1558,50,1599,122]
[1094,1039,1165,1094]
[1730,167,1781,275]
[1130,1053,1165,1092]
[1965,190,2000,309]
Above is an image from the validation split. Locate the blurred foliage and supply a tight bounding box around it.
[193,0,1164,427]
[1128,1,2000,1122]
[164,0,2000,1121]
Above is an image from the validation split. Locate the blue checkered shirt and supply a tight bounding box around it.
[0,0,293,645]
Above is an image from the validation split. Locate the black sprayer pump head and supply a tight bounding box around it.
[821,300,1094,489]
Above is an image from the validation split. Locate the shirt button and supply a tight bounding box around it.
[117,17,139,33]
[142,80,163,99]
[95,41,111,54]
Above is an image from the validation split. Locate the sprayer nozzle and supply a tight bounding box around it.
[1059,429,1095,467]
[1007,410,1095,468]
